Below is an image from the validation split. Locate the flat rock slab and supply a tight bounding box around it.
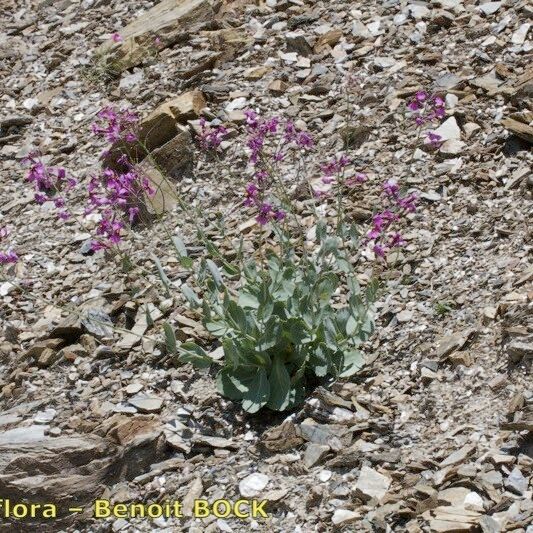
[0,427,114,506]
[99,0,214,71]
[0,421,167,514]
[354,465,392,502]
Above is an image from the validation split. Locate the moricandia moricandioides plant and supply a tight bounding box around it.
[161,223,378,414]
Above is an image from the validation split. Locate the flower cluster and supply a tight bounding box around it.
[91,107,138,144]
[364,180,418,259]
[0,227,17,265]
[86,160,155,250]
[314,155,367,197]
[240,110,317,225]
[23,153,76,220]
[407,90,445,146]
[198,118,228,151]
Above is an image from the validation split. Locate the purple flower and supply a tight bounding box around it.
[296,131,314,148]
[434,106,445,119]
[91,107,139,144]
[244,110,259,129]
[397,192,418,213]
[256,202,273,225]
[426,131,442,146]
[128,207,140,223]
[389,232,405,248]
[373,245,386,258]
[274,209,286,221]
[346,172,367,186]
[111,33,122,43]
[415,90,428,102]
[383,180,399,198]
[244,183,258,207]
[0,249,18,265]
[198,118,228,151]
[34,192,47,204]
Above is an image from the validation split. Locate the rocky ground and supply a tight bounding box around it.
[1,0,532,532]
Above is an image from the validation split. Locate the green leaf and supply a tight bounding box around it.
[346,315,357,336]
[339,349,364,377]
[316,219,327,242]
[243,260,258,281]
[216,368,245,400]
[365,278,379,303]
[335,255,352,273]
[238,291,259,309]
[348,275,361,296]
[151,254,170,294]
[171,235,193,268]
[205,320,229,337]
[227,300,248,332]
[267,354,291,411]
[222,337,240,369]
[284,317,310,345]
[163,322,177,354]
[121,254,134,273]
[178,342,212,368]
[315,273,338,306]
[171,235,188,257]
[241,367,270,413]
[309,345,329,377]
[221,261,240,277]
[145,305,154,327]
[257,317,280,352]
[206,259,224,290]
[182,283,201,308]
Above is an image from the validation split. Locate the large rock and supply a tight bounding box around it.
[0,425,114,507]
[98,0,214,71]
[354,466,392,502]
[501,117,533,144]
[0,419,168,520]
[142,90,205,144]
[103,96,198,173]
[149,127,194,179]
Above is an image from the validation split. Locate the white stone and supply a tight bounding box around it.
[352,20,370,38]
[511,23,530,45]
[239,473,269,497]
[34,409,57,424]
[355,466,392,502]
[440,139,465,155]
[318,470,332,482]
[433,117,461,141]
[478,2,501,15]
[445,94,459,109]
[464,491,484,512]
[409,4,430,19]
[332,509,359,525]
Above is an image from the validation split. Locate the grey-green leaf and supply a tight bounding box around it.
[241,367,270,413]
[206,259,224,289]
[339,349,364,377]
[182,283,201,308]
[178,341,212,368]
[266,354,291,411]
[163,322,177,354]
